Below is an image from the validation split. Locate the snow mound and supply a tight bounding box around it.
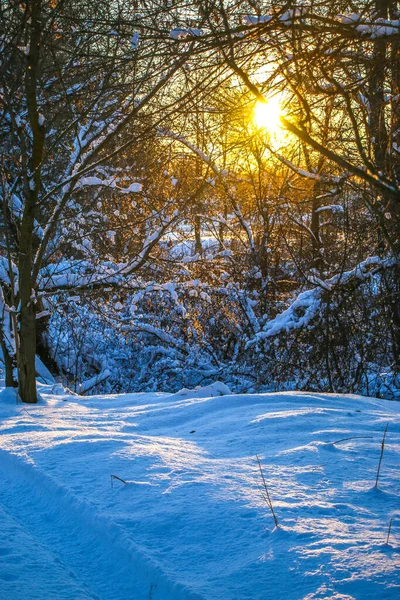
[0,386,18,405]
[170,381,232,399]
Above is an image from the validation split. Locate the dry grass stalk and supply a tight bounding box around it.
[256,455,279,527]
[111,474,127,488]
[386,517,393,545]
[331,435,372,445]
[375,423,389,488]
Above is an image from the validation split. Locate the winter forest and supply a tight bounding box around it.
[1,0,399,403]
[0,2,400,599]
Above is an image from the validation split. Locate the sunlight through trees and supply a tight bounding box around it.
[0,0,399,402]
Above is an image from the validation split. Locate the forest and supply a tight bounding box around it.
[1,3,400,600]
[1,0,399,402]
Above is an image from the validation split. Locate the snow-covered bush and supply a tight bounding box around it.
[44,260,400,400]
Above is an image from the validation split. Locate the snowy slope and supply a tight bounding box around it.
[0,384,399,600]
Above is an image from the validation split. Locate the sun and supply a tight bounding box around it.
[253,97,283,134]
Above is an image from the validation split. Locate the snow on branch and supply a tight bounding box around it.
[170,28,203,40]
[76,176,143,194]
[37,261,125,292]
[269,149,341,184]
[338,14,400,38]
[315,205,344,214]
[243,8,306,27]
[246,256,396,348]
[37,216,175,293]
[243,15,272,26]
[238,291,261,334]
[134,323,190,356]
[157,128,221,175]
[130,281,187,317]
[79,369,111,394]
[243,9,400,39]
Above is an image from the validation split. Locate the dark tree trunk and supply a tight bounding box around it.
[17,0,44,403]
[309,103,332,272]
[310,179,322,271]
[18,301,37,402]
[194,213,202,255]
[0,336,17,388]
[18,187,38,403]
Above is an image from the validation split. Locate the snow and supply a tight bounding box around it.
[247,256,395,347]
[79,369,111,394]
[170,28,203,40]
[243,9,303,27]
[339,13,361,25]
[35,356,55,385]
[316,205,344,214]
[0,382,399,599]
[18,43,30,55]
[243,15,272,25]
[76,177,142,194]
[125,182,143,193]
[338,14,400,38]
[131,32,140,48]
[169,381,231,399]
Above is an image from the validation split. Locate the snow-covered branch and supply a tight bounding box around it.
[246,256,397,348]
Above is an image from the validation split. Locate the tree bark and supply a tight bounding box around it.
[0,335,17,388]
[18,0,44,403]
[194,213,202,255]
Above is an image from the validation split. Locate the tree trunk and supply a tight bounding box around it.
[0,336,17,388]
[389,1,400,254]
[310,179,322,271]
[18,194,37,403]
[194,212,202,255]
[194,109,203,256]
[308,102,332,272]
[18,303,37,402]
[17,0,44,403]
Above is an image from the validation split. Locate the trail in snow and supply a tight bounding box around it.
[0,458,134,600]
[0,444,202,600]
[0,384,399,600]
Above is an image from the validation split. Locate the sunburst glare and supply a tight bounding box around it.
[253,96,284,135]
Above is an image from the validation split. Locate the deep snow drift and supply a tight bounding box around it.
[0,383,399,599]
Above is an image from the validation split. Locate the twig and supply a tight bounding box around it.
[111,474,127,488]
[330,435,373,445]
[17,407,35,419]
[375,423,389,488]
[256,455,279,527]
[386,517,393,545]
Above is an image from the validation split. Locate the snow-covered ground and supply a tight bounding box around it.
[0,382,399,599]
